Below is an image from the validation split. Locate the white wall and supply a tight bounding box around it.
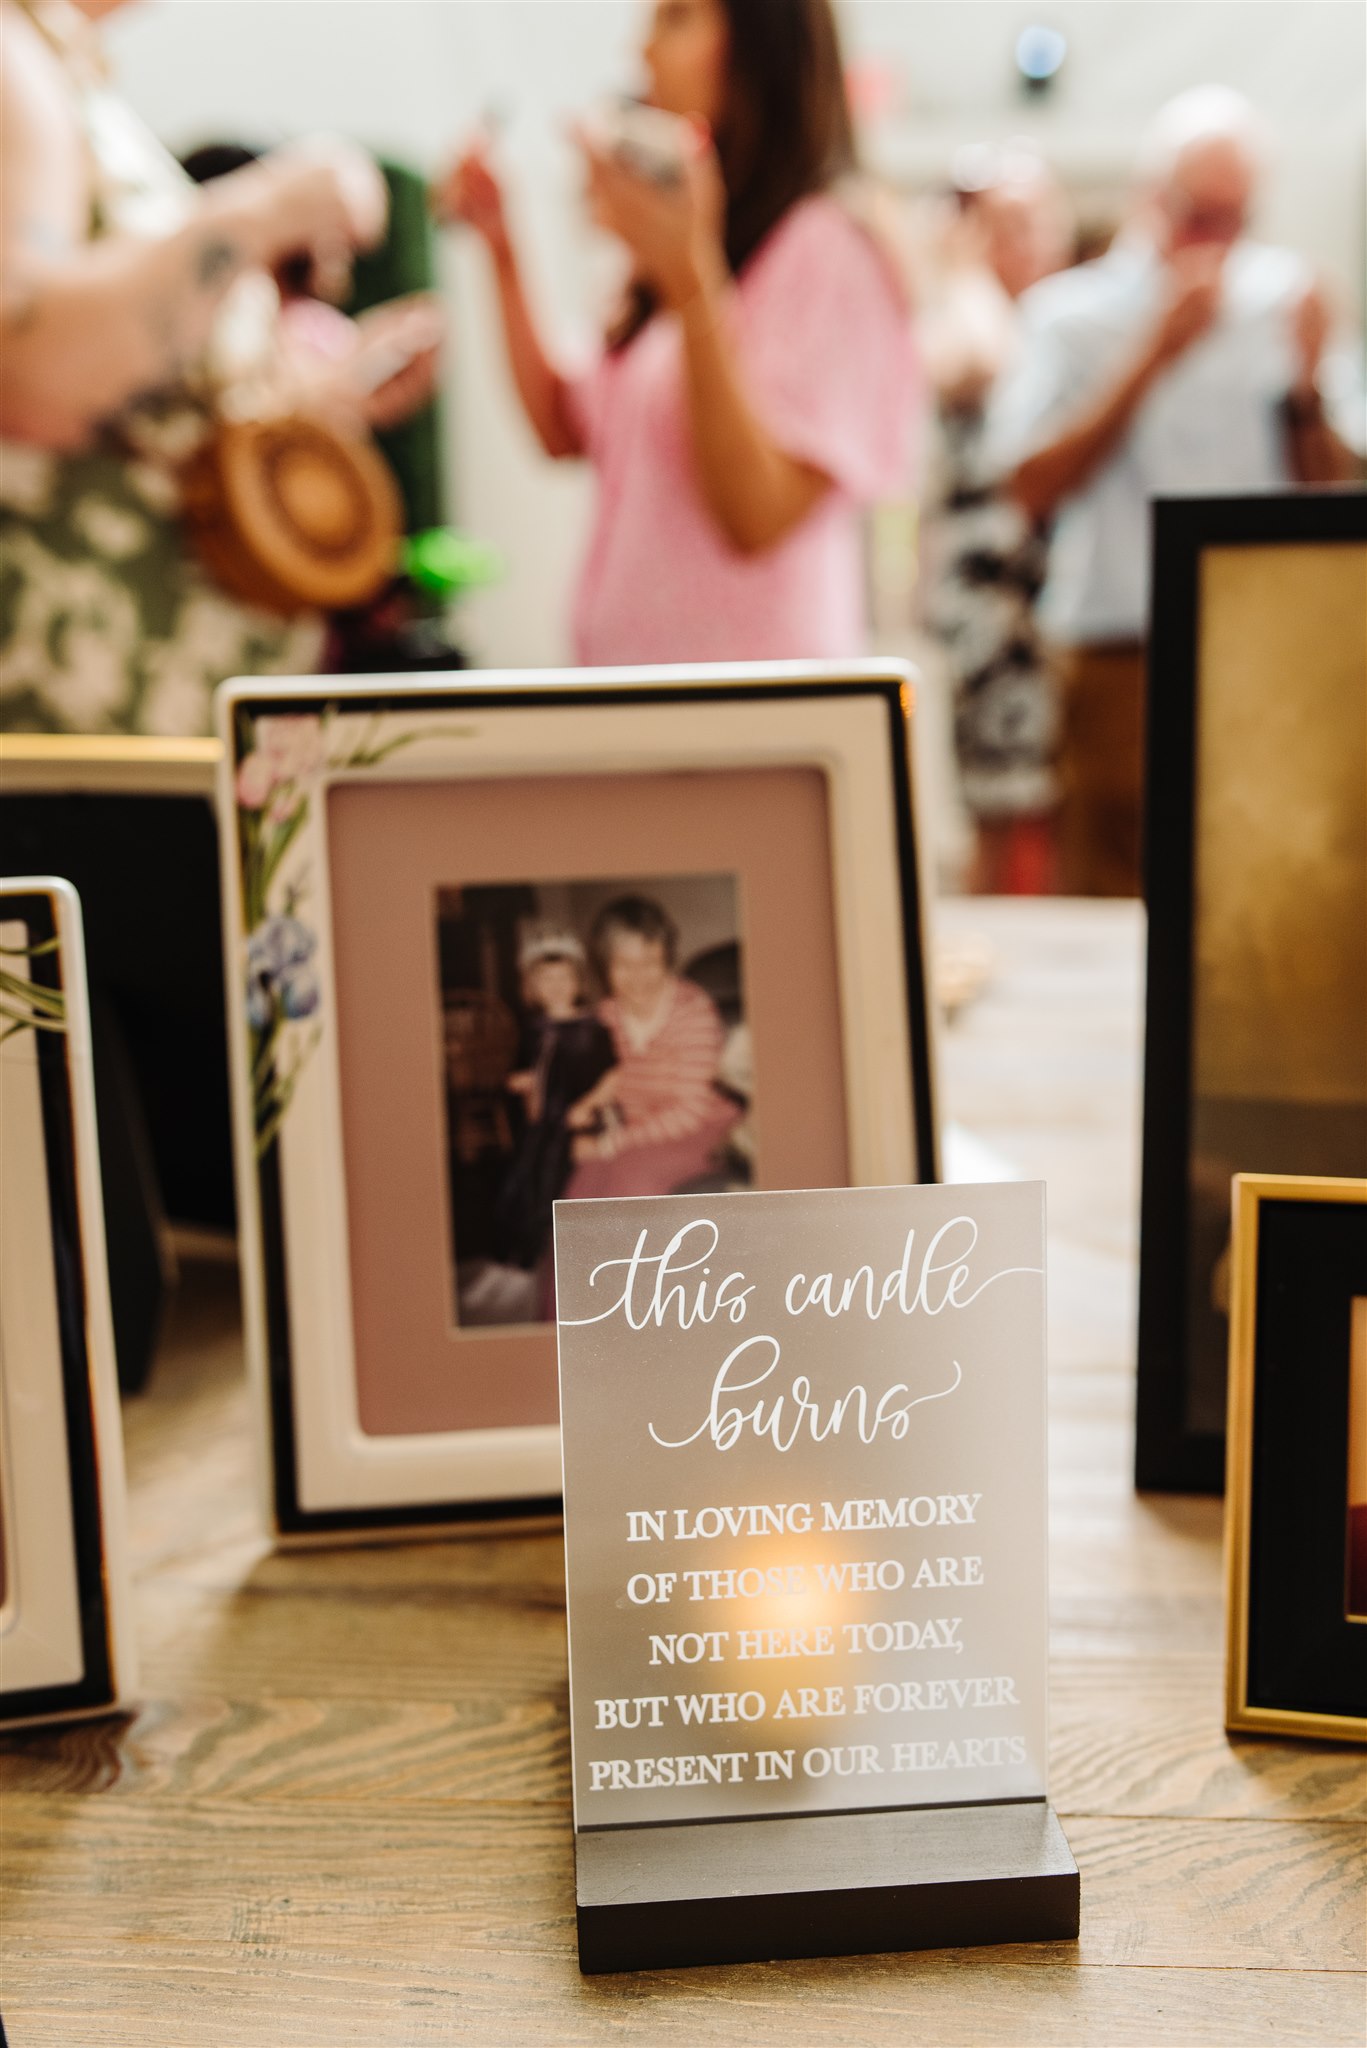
[849,1,1366,294]
[108,1,1366,670]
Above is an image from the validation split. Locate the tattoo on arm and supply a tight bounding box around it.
[0,286,39,336]
[194,236,242,292]
[0,215,71,333]
[21,224,70,262]
[137,236,242,390]
[140,289,190,392]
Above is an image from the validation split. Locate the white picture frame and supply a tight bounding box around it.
[0,878,136,1726]
[217,663,939,1543]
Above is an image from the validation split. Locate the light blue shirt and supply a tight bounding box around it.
[985,237,1307,644]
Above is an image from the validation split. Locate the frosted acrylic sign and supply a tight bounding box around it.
[555,1182,1050,1830]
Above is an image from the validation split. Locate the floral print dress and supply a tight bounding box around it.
[0,0,321,737]
[925,398,1060,824]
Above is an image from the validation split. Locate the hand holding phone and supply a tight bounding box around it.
[581,101,692,189]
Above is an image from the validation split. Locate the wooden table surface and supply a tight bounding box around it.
[3,899,1363,2047]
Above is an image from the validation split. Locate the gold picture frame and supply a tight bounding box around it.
[0,732,218,796]
[1225,1172,1367,1743]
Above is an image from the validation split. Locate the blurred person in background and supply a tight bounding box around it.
[986,84,1359,898]
[918,144,1073,893]
[437,0,918,667]
[0,0,441,735]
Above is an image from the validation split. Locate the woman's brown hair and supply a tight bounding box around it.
[611,0,857,348]
[590,894,680,973]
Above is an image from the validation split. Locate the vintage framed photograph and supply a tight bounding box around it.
[217,662,938,1542]
[1224,1173,1366,1743]
[1137,490,1367,1492]
[0,878,136,1728]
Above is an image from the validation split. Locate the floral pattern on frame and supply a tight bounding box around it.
[0,933,65,1046]
[233,707,441,1155]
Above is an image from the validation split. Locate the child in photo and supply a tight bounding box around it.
[495,928,618,1272]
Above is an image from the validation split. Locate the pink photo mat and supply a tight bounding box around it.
[326,766,849,1438]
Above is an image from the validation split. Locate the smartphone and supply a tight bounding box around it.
[586,100,690,188]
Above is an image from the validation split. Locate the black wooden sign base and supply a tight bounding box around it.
[575,1799,1080,1974]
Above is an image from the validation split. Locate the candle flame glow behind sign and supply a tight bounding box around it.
[555,1182,1050,1829]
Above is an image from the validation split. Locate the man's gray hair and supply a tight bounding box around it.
[1136,85,1271,185]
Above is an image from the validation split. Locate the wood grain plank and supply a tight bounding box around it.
[1049,1660,1367,1821]
[0,1693,571,1803]
[124,1575,571,1705]
[5,1962,1365,2048]
[3,1798,1362,1973]
[3,1661,1362,1824]
[5,1955,1363,2048]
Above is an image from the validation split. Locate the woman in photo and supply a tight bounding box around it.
[436,0,918,665]
[565,894,739,1200]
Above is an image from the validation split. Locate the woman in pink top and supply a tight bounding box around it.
[565,894,739,1199]
[438,0,918,664]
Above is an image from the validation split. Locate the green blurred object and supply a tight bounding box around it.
[403,528,502,601]
[345,160,445,536]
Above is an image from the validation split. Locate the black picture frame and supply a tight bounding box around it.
[0,880,135,1728]
[0,742,230,1393]
[1225,1174,1367,1741]
[1136,489,1367,1494]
